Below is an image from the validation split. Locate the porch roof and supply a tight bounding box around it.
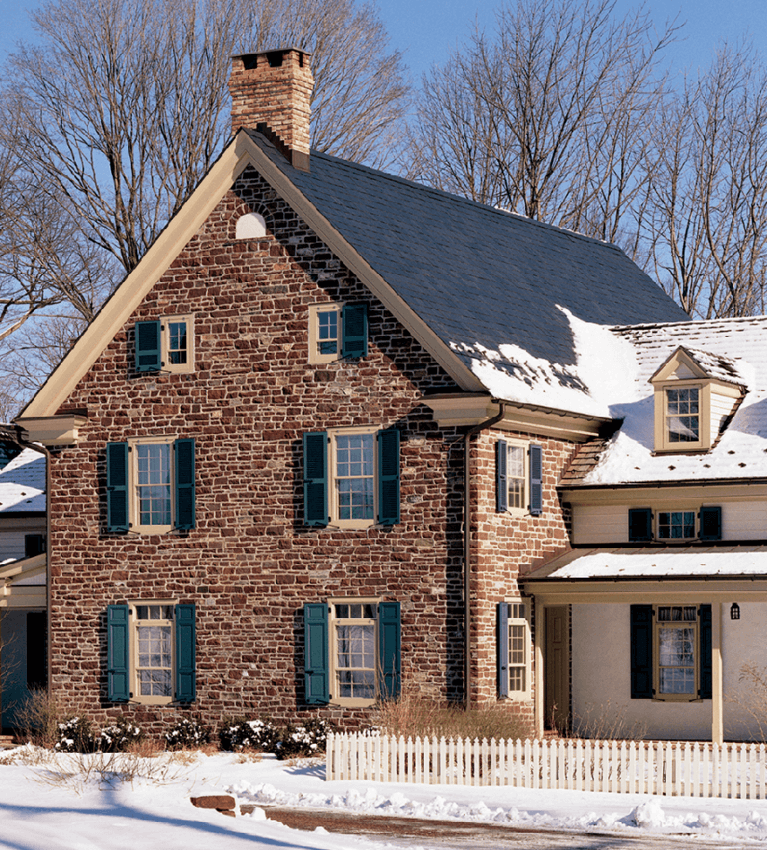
[523,545,767,581]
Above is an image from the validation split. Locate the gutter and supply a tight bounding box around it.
[463,402,506,711]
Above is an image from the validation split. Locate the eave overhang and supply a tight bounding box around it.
[15,414,87,447]
[422,393,615,441]
[562,479,767,504]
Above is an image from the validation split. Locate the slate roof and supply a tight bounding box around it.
[0,447,46,513]
[251,134,688,385]
[563,316,767,486]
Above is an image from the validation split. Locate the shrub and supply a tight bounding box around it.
[15,690,66,748]
[219,718,280,753]
[275,718,333,760]
[165,717,211,751]
[54,716,96,753]
[98,716,145,752]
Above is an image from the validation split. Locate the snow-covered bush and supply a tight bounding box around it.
[165,717,211,750]
[219,718,280,752]
[98,716,145,752]
[54,716,96,753]
[274,718,333,760]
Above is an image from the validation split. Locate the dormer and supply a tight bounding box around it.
[650,346,746,454]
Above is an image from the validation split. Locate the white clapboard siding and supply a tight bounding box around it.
[326,734,767,799]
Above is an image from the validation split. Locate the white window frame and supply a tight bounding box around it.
[308,304,341,364]
[665,385,701,446]
[128,599,177,706]
[503,601,531,700]
[328,597,380,708]
[653,604,699,702]
[328,426,379,529]
[505,440,530,517]
[162,314,194,374]
[128,437,176,534]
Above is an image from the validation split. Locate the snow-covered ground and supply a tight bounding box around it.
[2,746,767,849]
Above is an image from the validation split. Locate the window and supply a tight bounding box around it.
[630,604,711,701]
[107,603,196,704]
[495,439,543,516]
[303,428,399,528]
[628,506,722,542]
[24,534,46,558]
[666,387,699,444]
[308,303,368,363]
[303,600,400,706]
[106,438,195,534]
[498,601,531,699]
[134,315,194,374]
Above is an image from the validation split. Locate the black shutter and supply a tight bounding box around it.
[106,442,129,533]
[135,321,161,371]
[628,508,653,542]
[498,602,509,698]
[529,444,543,516]
[699,506,722,541]
[699,604,712,699]
[377,429,400,525]
[174,438,196,531]
[303,432,328,527]
[496,441,508,512]
[630,605,653,699]
[26,611,47,690]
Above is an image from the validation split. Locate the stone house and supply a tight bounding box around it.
[14,49,689,738]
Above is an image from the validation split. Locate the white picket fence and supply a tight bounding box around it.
[326,732,767,799]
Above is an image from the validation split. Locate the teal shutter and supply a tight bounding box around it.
[107,605,130,702]
[106,442,129,533]
[628,508,653,542]
[341,303,368,359]
[630,605,653,699]
[175,604,196,702]
[378,429,400,525]
[135,320,161,371]
[529,444,543,516]
[699,506,722,541]
[498,602,509,698]
[699,604,712,699]
[304,603,329,704]
[303,432,328,526]
[174,438,196,530]
[496,440,508,512]
[378,601,401,699]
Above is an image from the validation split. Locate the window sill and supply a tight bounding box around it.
[330,697,376,708]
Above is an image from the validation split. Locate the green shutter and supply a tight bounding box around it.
[529,444,543,516]
[341,303,368,359]
[304,603,329,704]
[498,602,509,698]
[628,508,653,542]
[378,429,400,525]
[175,604,196,702]
[699,506,722,541]
[174,438,196,530]
[303,432,328,527]
[106,442,129,533]
[107,604,130,702]
[378,601,401,699]
[135,320,161,371]
[630,605,653,699]
[496,440,508,512]
[699,604,712,699]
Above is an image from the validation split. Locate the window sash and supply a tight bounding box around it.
[317,309,339,355]
[167,321,188,364]
[666,387,700,443]
[657,511,696,539]
[333,603,377,702]
[335,433,375,521]
[135,606,174,699]
[136,443,172,527]
[507,445,526,510]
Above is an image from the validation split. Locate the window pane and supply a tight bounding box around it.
[658,624,696,694]
[167,321,187,364]
[137,623,172,697]
[318,310,338,355]
[658,512,696,539]
[136,444,172,526]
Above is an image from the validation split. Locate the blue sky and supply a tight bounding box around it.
[1,0,766,81]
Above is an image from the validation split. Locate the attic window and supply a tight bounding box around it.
[236,213,267,240]
[666,387,699,444]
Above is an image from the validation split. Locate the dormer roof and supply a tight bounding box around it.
[649,345,748,389]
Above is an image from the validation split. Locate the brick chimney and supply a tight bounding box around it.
[229,48,313,172]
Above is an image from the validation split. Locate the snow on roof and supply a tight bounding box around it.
[533,546,767,579]
[0,447,46,512]
[575,316,767,485]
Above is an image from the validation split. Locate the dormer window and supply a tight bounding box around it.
[650,346,745,454]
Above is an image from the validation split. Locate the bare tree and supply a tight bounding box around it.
[0,0,408,407]
[406,0,676,251]
[646,45,767,318]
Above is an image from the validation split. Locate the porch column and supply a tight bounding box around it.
[533,597,544,739]
[711,601,723,745]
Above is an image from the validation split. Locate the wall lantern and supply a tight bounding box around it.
[731,603,740,620]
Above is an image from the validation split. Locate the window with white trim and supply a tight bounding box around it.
[498,601,531,700]
[135,315,194,374]
[308,303,368,363]
[666,387,700,444]
[496,440,543,516]
[656,605,697,698]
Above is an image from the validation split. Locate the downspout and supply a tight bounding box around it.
[463,402,506,711]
